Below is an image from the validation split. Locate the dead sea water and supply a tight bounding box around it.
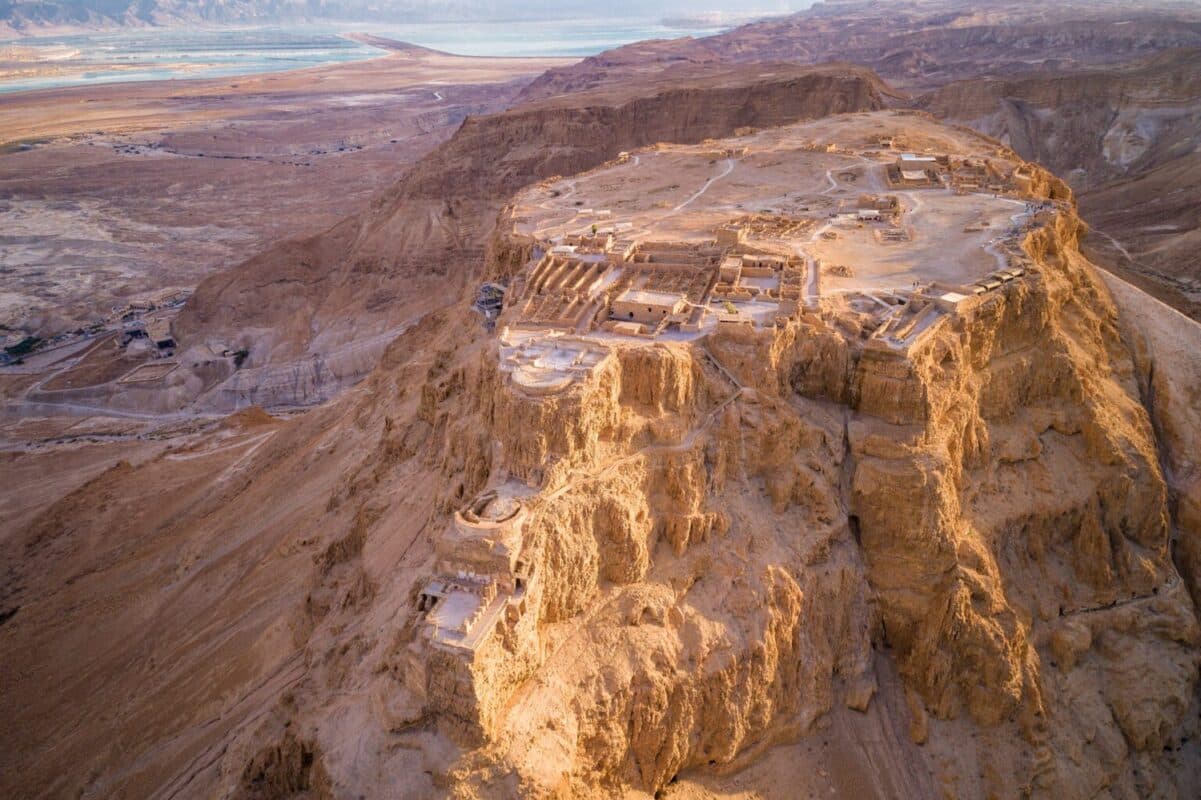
[0,18,729,94]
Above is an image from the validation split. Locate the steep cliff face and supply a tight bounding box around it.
[419,338,875,797]
[3,164,1199,800]
[838,213,1199,797]
[5,71,1201,800]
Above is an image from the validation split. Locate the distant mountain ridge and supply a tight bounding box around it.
[0,0,664,35]
[0,2,447,33]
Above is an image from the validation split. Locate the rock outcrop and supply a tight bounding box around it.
[520,1,1201,99]
[512,3,1201,323]
[916,49,1201,302]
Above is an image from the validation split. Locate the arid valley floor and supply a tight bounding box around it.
[0,38,570,335]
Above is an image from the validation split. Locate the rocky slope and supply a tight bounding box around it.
[1098,272,1201,630]
[836,210,1199,798]
[520,0,1201,99]
[917,48,1201,309]
[400,146,1198,799]
[917,50,1201,189]
[3,121,1199,799]
[166,0,1201,401]
[4,5,1201,797]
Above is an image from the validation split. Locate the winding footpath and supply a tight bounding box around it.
[671,158,736,214]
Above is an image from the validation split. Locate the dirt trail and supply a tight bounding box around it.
[671,158,736,213]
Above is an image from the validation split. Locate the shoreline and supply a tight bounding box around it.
[0,31,580,101]
[0,31,392,98]
[0,15,728,43]
[0,18,726,97]
[0,42,576,124]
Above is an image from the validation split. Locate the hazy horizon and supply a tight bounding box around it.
[0,17,742,93]
[0,0,819,33]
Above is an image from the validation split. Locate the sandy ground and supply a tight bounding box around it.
[0,42,574,335]
[515,111,1027,298]
[0,42,574,144]
[811,187,1025,295]
[0,436,165,543]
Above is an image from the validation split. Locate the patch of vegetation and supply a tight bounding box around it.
[4,336,42,357]
[0,138,49,155]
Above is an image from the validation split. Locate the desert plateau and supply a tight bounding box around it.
[2,2,1201,799]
